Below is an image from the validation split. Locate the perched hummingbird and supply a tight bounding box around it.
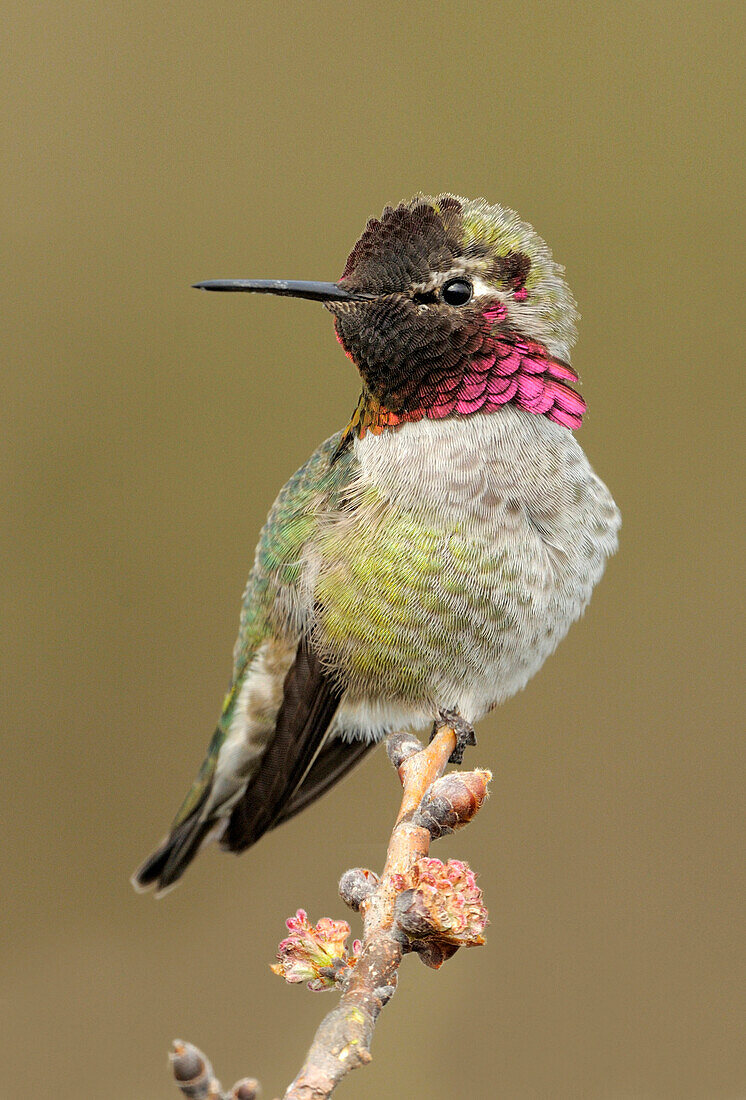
[134,194,620,895]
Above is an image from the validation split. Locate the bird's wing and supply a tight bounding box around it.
[133,431,362,894]
[221,633,344,852]
[271,735,373,827]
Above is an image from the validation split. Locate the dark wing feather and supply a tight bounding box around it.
[222,635,343,853]
[272,736,373,827]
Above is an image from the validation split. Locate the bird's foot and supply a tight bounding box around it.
[430,709,477,765]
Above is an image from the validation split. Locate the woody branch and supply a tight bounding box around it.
[169,724,491,1100]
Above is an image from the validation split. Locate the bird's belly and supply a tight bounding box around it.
[315,519,557,733]
[309,411,620,738]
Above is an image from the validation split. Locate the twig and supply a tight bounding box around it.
[170,1039,258,1100]
[281,727,456,1097]
[170,724,491,1100]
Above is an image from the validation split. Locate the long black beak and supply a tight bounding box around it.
[192,279,368,302]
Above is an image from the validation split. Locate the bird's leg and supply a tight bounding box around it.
[430,708,477,765]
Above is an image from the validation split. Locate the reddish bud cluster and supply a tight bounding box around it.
[395,857,488,966]
[271,909,362,992]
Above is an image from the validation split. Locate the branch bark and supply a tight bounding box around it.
[282,726,457,1099]
[170,724,491,1100]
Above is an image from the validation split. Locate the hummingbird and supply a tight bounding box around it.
[134,194,620,896]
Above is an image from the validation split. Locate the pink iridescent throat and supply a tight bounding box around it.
[356,302,586,436]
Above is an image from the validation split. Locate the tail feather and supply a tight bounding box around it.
[131,837,171,891]
[131,814,217,895]
[132,638,364,896]
[132,723,224,895]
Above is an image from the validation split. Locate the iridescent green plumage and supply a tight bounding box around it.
[171,434,354,832]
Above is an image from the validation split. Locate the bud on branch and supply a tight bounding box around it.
[414,769,492,838]
[338,867,380,911]
[170,721,494,1099]
[395,857,489,967]
[271,909,361,991]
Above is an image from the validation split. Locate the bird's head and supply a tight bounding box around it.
[196,195,584,433]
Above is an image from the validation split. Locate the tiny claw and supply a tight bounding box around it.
[430,709,477,764]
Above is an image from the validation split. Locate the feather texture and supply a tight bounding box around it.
[135,193,619,894]
[223,636,342,852]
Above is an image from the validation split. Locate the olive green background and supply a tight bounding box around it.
[3,3,743,1097]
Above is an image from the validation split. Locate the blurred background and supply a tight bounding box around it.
[3,3,743,1097]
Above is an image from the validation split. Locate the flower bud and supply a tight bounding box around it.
[413,770,492,838]
[271,909,359,992]
[394,857,488,962]
[170,1041,218,1100]
[386,731,423,768]
[228,1079,260,1100]
[339,867,379,910]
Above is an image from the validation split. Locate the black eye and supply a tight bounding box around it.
[441,278,473,306]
